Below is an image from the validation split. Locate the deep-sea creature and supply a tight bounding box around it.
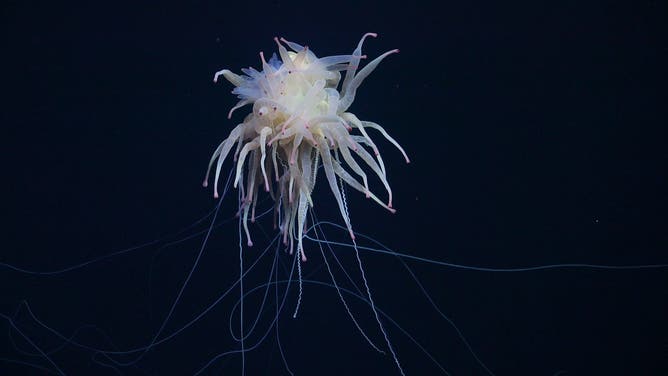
[203,33,409,261]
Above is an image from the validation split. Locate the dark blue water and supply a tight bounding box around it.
[2,1,666,375]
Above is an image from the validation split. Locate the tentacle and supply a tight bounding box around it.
[361,121,410,163]
[318,136,354,240]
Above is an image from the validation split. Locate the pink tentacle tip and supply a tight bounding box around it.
[301,254,307,262]
[214,191,219,199]
[247,240,253,247]
[391,49,400,54]
[389,208,397,214]
[365,32,378,38]
[202,180,208,188]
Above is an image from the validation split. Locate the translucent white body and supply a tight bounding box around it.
[204,33,409,261]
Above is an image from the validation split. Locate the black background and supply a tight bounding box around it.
[2,0,667,375]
